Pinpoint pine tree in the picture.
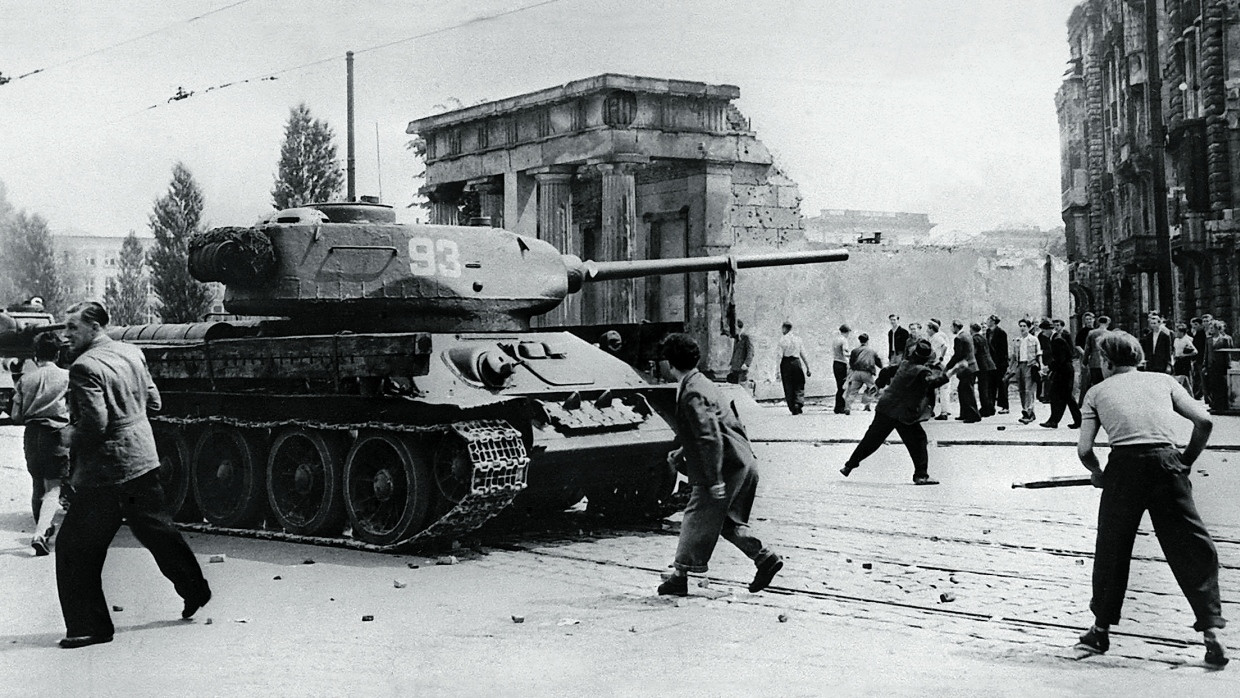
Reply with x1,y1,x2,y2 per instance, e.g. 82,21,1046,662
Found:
148,162,215,323
0,210,67,314
272,103,344,209
103,231,150,325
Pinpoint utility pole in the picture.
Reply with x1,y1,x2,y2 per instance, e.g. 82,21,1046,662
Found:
1146,0,1173,314
346,51,356,202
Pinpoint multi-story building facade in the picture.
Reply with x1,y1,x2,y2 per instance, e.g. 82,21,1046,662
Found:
1059,0,1240,331
54,233,224,321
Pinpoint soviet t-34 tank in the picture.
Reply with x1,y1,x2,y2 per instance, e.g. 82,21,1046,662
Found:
114,201,846,549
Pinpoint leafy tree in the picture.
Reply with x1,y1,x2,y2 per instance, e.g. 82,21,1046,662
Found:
103,231,150,325
148,162,214,323
0,209,67,314
272,103,344,209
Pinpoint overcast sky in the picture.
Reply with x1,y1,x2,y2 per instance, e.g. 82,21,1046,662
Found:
0,0,1080,237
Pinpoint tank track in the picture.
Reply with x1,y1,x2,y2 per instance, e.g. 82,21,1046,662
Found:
153,414,529,551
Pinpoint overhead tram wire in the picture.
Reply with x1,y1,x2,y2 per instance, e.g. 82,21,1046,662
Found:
2,0,254,84
116,0,577,120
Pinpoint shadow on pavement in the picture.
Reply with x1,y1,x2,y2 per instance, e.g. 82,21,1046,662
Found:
0,619,188,653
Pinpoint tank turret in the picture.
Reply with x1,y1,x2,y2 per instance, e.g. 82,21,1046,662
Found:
188,202,847,332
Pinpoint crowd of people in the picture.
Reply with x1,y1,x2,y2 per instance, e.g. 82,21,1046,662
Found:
763,310,1236,424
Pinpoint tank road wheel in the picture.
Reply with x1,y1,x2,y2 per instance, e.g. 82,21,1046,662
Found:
154,426,200,522
266,428,347,536
191,426,267,528
343,432,432,546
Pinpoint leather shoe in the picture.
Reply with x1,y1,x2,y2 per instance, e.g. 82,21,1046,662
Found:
748,555,784,593
1205,630,1229,667
657,574,688,597
934,414,949,421
1039,422,1057,429
1068,423,1081,429
59,634,112,649
31,536,49,556
182,587,212,619
913,476,940,486
840,463,857,478
1077,625,1108,654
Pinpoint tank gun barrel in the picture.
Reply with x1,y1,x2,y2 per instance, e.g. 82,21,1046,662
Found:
564,249,848,293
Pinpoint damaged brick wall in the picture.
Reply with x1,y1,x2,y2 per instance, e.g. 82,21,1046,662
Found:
730,164,805,248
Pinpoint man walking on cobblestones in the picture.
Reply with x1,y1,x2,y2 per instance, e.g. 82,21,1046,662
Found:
656,333,782,597
1075,330,1227,667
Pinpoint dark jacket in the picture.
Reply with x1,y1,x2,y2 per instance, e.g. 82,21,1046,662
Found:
972,332,996,372
729,332,755,373
1141,327,1174,373
988,326,1009,370
888,325,909,360
675,369,757,486
68,334,162,489
877,361,950,424
849,345,882,373
945,329,977,373
1048,331,1075,372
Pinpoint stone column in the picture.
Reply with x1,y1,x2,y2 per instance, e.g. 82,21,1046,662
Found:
467,177,504,227
591,156,648,324
422,185,460,226
503,170,538,238
533,166,577,327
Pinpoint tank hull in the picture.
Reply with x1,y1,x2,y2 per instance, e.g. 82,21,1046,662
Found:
130,327,680,548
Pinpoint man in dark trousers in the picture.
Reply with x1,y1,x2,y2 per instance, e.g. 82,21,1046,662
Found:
1035,319,1054,403
887,314,909,366
1140,312,1174,374
656,333,782,597
830,324,852,414
727,319,755,386
987,315,1010,414
1191,316,1209,399
55,301,211,649
776,320,811,415
971,322,996,418
1075,331,1227,666
1041,318,1082,429
945,320,980,422
840,339,949,485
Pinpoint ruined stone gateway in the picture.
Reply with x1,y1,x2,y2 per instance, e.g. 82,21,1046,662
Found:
408,74,807,372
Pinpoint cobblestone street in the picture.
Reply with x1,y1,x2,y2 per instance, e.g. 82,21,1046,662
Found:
2,399,1239,695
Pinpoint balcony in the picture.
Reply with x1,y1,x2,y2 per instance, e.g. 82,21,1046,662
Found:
1172,213,1209,256
1114,235,1161,272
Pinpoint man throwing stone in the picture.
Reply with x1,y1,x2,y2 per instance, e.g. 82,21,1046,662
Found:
656,333,782,597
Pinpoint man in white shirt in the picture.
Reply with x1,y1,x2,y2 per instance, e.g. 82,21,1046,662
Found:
777,321,812,415
928,319,952,420
831,324,852,414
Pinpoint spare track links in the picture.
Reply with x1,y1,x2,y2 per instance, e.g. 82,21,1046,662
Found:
154,415,529,551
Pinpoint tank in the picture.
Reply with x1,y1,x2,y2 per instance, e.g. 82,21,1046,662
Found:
114,201,847,549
